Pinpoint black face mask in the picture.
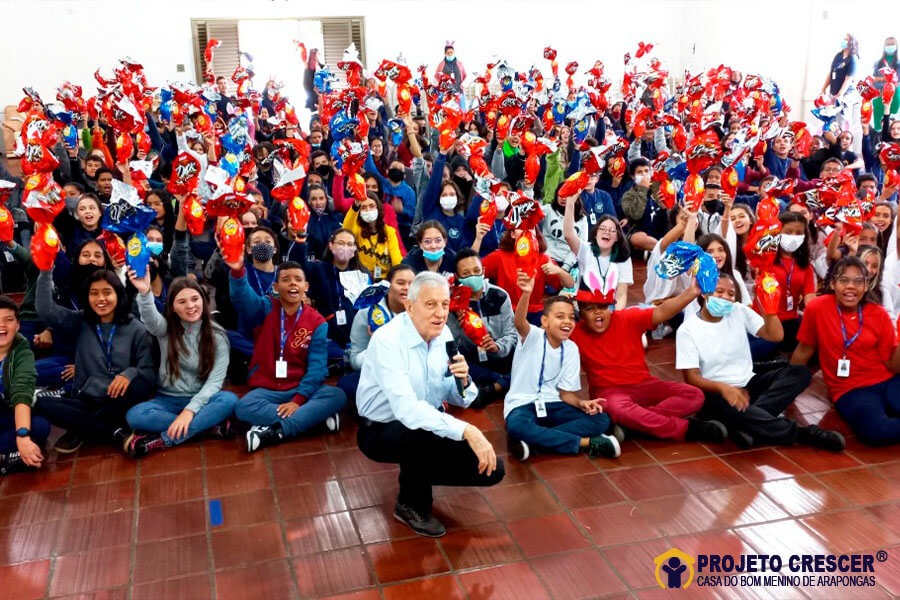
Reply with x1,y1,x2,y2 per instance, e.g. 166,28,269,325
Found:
703,199,724,215
452,175,472,199
315,164,332,178
387,167,405,183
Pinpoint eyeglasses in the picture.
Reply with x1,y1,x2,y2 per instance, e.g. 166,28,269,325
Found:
836,276,867,286
332,242,357,248
597,228,617,235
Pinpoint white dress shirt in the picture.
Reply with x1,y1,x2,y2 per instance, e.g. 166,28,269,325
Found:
356,312,478,440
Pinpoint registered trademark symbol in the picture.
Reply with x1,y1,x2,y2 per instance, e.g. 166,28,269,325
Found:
877,550,888,562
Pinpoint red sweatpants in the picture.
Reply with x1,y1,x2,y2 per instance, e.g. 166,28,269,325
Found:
596,377,704,441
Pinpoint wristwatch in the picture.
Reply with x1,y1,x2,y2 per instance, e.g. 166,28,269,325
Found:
15,428,30,438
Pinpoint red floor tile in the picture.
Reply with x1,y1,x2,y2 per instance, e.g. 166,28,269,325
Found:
318,590,382,600
774,444,862,473
635,495,722,536
50,546,131,596
277,480,348,520
139,445,203,476
132,574,213,600
367,537,450,583
602,538,672,589
0,489,66,528
695,484,789,527
637,439,713,463
876,544,900,597
721,448,806,483
493,456,538,485
665,457,747,492
0,520,59,565
215,559,297,600
67,479,136,517
1,461,72,495
352,504,417,544
440,522,523,570
270,453,336,487
817,467,900,505
864,502,900,537
71,454,136,487
57,510,134,554
340,471,398,510
843,439,900,465
507,513,592,557
529,454,599,480
572,503,662,547
457,561,551,600
0,560,50,600
800,509,900,553
736,519,830,556
138,470,204,507
212,522,287,569
265,435,329,458
760,474,852,516
202,440,262,467
530,548,629,599
137,500,208,542
604,440,658,470
606,465,687,501
484,480,562,520
545,472,625,509
293,548,374,597
667,530,754,560
382,574,465,600
206,460,271,497
432,490,498,529
332,447,398,478
133,534,210,584
284,511,360,556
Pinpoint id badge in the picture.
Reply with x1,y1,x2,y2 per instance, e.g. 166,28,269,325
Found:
535,400,547,418
588,212,596,226
275,359,288,379
785,295,794,312
335,310,347,326
477,348,488,363
836,358,851,378
374,265,383,280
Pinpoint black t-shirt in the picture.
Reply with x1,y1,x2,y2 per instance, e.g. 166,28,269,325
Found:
829,52,857,96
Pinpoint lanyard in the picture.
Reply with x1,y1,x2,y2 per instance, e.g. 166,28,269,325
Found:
333,266,346,306
250,266,274,296
837,303,864,356
595,253,611,280
537,332,565,392
95,325,117,372
785,260,795,302
279,306,303,360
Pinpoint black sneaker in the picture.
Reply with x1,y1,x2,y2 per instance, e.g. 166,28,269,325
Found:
34,387,65,403
470,385,501,409
608,424,626,445
685,418,728,443
124,433,166,458
730,429,755,450
0,452,28,476
111,428,130,445
393,502,447,537
54,431,84,454
209,418,238,439
797,425,846,452
325,413,341,433
245,423,285,453
587,434,622,459
506,435,530,462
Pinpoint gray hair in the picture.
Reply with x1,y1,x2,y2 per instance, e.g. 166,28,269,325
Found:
407,272,450,302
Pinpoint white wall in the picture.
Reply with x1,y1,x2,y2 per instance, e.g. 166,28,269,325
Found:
1,0,896,126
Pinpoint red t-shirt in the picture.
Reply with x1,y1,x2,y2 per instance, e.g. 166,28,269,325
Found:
797,295,897,403
771,257,816,320
571,307,655,395
482,250,562,313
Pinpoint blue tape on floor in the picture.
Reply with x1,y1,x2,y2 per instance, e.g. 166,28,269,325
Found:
209,499,223,526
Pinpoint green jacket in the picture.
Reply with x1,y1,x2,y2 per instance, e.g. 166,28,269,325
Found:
3,334,36,408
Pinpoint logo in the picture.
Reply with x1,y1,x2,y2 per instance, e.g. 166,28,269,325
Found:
654,548,696,589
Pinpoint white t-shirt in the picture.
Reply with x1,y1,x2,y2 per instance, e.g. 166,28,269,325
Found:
504,324,581,418
675,304,765,388
643,241,691,303
542,208,588,268
575,242,634,290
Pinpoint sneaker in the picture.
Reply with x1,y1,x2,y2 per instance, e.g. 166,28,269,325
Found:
325,413,340,433
608,424,626,445
797,425,846,452
209,418,238,439
0,452,28,476
393,502,447,537
506,435,530,462
54,431,84,454
685,418,728,443
111,427,130,445
470,385,501,409
124,433,166,458
587,434,621,459
34,387,65,403
245,423,284,453
730,429,755,450
650,323,674,340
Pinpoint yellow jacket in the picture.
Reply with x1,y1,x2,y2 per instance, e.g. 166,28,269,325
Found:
343,207,403,279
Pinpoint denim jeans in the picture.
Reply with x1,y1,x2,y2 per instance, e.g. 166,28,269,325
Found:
126,391,239,446
506,402,610,455
836,374,900,446
235,385,346,438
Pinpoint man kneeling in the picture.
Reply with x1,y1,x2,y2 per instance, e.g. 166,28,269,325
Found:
356,272,504,537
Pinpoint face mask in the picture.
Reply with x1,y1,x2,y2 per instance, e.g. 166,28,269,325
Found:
779,233,805,252
445,55,456,63
311,143,321,149
146,241,164,256
840,39,848,50
495,196,510,212
459,274,484,292
703,200,723,215
332,246,355,263
422,248,445,262
360,210,379,223
634,174,649,187
251,243,275,262
312,206,326,216
440,195,458,211
886,45,898,56
315,164,331,178
706,296,735,318
387,168,405,183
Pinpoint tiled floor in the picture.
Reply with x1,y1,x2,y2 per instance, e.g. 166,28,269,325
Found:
3,268,900,599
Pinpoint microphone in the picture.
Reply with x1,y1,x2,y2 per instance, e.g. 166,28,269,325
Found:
445,340,466,396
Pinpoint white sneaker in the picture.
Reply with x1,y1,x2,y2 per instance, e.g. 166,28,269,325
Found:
325,413,341,433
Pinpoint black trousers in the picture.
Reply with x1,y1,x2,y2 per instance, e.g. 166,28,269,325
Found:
37,375,155,442
699,365,812,446
357,420,505,514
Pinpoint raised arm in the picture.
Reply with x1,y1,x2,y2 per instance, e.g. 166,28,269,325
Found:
562,192,582,254
652,277,701,325
514,270,534,340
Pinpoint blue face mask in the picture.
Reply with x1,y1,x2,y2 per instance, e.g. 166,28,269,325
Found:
706,296,735,318
445,54,456,63
422,248,445,262
840,39,849,50
459,274,484,292
146,241,164,257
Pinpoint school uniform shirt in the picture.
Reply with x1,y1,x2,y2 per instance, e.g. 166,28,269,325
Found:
676,305,765,388
503,325,581,419
797,295,896,403
643,241,691,304
771,257,816,320
570,307,655,397
575,242,634,291
482,250,563,314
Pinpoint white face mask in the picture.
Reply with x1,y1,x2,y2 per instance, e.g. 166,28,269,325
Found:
779,233,804,252
495,196,510,212
634,174,649,187
440,195,458,211
360,209,379,223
